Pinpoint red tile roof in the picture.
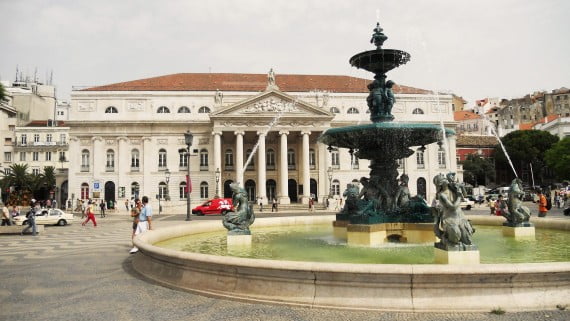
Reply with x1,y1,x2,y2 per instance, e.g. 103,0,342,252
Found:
82,73,433,94
454,111,481,121
25,120,65,127
456,135,498,147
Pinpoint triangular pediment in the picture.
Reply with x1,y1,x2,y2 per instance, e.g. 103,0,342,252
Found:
210,90,334,120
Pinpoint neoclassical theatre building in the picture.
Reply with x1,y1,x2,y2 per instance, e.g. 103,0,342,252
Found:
67,72,458,213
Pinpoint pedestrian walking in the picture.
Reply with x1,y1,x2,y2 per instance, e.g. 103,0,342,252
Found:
82,200,97,227
130,196,153,254
21,208,37,236
130,198,141,251
488,198,496,215
1,204,11,226
99,200,106,218
258,197,263,212
308,198,315,212
496,195,507,216
271,198,278,212
537,190,548,217
125,199,129,211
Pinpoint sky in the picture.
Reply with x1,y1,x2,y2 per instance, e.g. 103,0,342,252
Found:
1,0,569,106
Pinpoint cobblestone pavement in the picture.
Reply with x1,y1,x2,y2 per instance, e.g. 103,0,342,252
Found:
0,209,568,321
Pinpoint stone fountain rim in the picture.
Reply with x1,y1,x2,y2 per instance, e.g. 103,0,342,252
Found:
132,215,570,312
134,215,570,273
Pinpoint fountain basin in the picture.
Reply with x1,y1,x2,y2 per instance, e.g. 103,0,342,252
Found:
318,122,454,159
132,215,570,312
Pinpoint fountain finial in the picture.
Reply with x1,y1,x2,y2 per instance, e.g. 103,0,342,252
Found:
370,22,388,49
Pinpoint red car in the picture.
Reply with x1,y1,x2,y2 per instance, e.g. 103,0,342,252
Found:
192,198,233,216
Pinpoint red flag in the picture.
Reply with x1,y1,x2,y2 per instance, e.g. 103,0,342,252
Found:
186,175,192,193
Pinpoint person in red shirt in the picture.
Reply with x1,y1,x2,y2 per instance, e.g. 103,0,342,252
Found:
537,191,548,217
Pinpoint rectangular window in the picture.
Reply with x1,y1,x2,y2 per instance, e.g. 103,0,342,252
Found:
45,151,52,161
20,152,26,161
309,150,316,169
21,134,27,145
33,152,39,161
331,151,340,168
34,134,40,143
200,184,208,199
59,151,66,162
46,134,52,142
60,134,66,144
4,152,11,162
179,152,188,167
32,168,40,175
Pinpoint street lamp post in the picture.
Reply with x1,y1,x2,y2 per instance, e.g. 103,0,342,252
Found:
184,131,194,221
215,167,220,198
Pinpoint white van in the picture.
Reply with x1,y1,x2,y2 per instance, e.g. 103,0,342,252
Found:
497,187,510,197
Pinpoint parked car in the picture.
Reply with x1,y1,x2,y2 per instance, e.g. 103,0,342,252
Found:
460,197,474,210
13,209,74,226
192,198,233,216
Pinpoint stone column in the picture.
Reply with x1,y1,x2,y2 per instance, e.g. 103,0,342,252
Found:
212,131,222,196
68,137,80,202
142,137,153,198
300,130,311,204
257,131,267,205
234,131,244,187
278,130,290,204
117,136,128,199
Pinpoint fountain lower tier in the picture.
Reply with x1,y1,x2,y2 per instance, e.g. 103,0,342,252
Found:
318,122,454,158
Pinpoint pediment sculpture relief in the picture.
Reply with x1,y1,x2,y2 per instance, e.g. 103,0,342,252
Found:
243,98,300,114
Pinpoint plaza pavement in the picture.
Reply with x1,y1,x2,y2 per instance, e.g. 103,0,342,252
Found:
0,205,569,321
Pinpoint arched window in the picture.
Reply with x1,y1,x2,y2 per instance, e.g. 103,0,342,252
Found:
179,182,187,199
245,148,254,170
266,149,275,169
157,106,170,113
105,106,118,113
198,106,211,113
347,107,359,114
81,183,89,199
287,148,295,169
179,148,188,168
200,182,209,199
309,148,316,169
330,107,340,114
131,182,140,199
225,149,234,168
417,177,427,200
158,148,167,169
106,149,115,171
158,182,167,199
200,149,208,170
177,106,190,113
81,149,90,172
412,108,424,114
416,148,425,169
131,149,140,170
332,179,340,196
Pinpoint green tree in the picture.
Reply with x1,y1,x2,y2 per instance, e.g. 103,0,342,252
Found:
545,137,570,180
0,164,33,204
461,154,495,186
493,130,559,184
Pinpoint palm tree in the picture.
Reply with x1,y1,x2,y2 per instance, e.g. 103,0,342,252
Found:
0,164,33,204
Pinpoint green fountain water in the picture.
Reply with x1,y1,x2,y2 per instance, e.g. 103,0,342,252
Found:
156,224,570,264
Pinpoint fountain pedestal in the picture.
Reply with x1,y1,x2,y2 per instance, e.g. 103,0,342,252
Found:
434,243,480,264
502,222,535,239
227,234,252,247
333,220,349,240
345,222,435,246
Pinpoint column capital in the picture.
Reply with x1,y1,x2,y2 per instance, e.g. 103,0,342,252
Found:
91,136,103,142
279,130,289,136
117,136,129,143
212,131,223,136
142,136,152,142
234,130,245,136
300,130,311,136
69,136,79,142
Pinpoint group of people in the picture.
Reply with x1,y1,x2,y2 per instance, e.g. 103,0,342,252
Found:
129,196,152,254
487,189,567,218
1,200,38,235
1,203,20,226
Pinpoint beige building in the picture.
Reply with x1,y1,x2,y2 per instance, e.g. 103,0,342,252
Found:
0,102,17,176
68,72,458,213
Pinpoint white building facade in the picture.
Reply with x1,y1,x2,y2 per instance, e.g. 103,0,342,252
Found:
67,73,458,213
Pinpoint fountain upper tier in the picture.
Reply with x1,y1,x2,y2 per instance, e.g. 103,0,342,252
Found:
349,49,411,75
